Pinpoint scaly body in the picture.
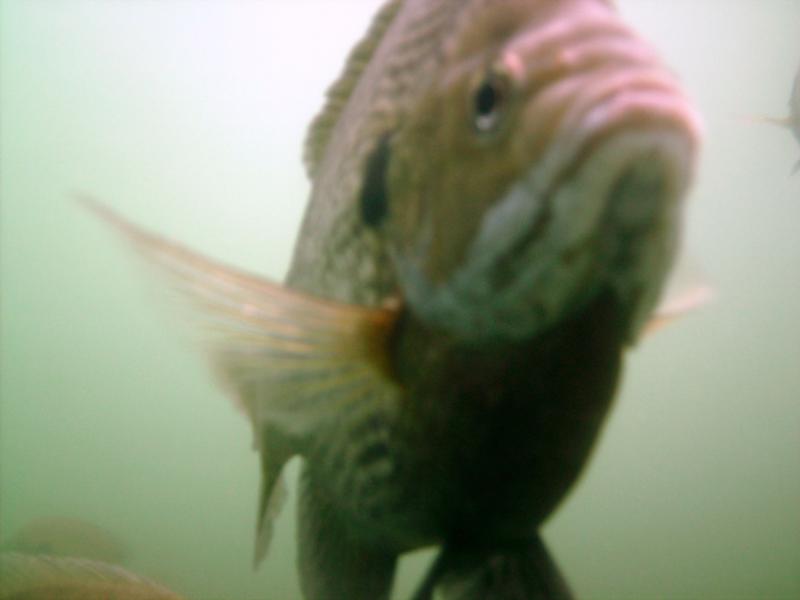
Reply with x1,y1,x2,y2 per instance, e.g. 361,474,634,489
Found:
286,1,698,596
88,0,702,598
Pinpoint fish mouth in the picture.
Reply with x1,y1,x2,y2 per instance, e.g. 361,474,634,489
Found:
396,4,701,342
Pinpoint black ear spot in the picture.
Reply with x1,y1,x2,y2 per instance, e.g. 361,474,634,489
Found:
472,68,512,135
359,134,392,227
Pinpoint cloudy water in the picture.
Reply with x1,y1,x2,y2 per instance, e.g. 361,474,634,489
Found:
1,1,798,598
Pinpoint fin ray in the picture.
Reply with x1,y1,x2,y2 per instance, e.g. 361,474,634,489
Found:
645,253,713,335
80,197,402,562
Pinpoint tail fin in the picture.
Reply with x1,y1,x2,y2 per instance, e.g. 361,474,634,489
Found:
411,536,573,600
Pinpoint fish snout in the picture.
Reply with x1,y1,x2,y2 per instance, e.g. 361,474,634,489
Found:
499,3,702,339
393,1,702,342
550,10,702,339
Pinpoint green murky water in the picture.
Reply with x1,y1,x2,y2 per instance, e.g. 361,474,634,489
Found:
2,2,798,598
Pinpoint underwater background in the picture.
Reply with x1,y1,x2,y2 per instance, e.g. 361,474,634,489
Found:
1,1,798,598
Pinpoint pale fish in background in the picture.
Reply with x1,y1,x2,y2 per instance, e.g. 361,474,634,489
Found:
85,0,705,598
0,552,185,600
1,517,128,566
754,63,800,174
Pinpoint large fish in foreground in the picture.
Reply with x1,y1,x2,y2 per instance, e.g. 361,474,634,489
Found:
86,0,704,598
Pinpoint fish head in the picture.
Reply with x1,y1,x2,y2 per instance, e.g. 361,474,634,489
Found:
380,0,701,342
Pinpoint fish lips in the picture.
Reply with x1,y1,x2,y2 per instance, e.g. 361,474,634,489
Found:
393,100,699,344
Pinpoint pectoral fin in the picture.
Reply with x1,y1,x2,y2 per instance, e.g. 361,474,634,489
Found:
645,253,714,336
80,197,401,563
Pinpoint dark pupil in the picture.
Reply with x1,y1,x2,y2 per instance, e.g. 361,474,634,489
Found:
476,81,499,117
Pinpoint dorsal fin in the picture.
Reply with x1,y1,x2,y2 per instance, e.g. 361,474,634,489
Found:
303,0,403,179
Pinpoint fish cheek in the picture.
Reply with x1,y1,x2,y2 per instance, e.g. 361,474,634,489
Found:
390,95,524,285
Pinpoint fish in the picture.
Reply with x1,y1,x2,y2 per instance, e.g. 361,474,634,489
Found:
754,63,800,174
1,518,128,565
0,552,185,600
83,0,704,598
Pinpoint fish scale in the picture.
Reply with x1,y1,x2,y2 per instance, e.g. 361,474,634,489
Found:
316,397,398,513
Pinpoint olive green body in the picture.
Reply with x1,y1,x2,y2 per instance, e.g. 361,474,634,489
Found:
284,0,699,597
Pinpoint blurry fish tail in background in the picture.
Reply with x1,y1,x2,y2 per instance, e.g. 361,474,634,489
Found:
0,517,129,566
0,552,185,600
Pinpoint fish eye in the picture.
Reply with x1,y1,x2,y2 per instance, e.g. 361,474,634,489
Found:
472,72,510,134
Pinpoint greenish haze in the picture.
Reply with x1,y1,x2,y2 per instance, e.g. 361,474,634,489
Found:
1,2,798,599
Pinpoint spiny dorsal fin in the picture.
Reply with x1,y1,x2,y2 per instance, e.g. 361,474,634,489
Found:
0,552,184,599
303,0,403,179
80,197,401,563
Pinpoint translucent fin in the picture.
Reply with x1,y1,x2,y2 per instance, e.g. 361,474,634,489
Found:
645,255,714,336
80,197,401,562
743,114,800,175
745,114,793,128
0,552,184,599
303,0,402,178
